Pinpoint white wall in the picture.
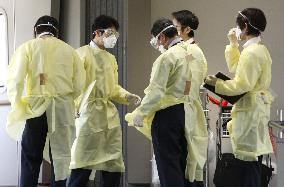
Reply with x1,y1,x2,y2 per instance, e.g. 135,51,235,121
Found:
14,0,51,48
0,0,18,185
0,0,14,62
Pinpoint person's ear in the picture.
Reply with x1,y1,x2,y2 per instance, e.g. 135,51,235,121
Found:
184,26,192,35
244,23,249,34
95,30,102,37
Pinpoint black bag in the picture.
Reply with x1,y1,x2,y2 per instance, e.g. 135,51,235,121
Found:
260,157,274,187
214,155,274,187
213,153,240,187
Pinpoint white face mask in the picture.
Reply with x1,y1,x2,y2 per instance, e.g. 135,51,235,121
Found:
234,27,242,40
158,45,167,53
150,37,167,53
103,34,118,48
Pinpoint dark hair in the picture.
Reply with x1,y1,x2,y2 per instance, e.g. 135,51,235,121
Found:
172,10,199,37
34,15,59,38
151,18,178,38
92,15,119,38
236,8,266,36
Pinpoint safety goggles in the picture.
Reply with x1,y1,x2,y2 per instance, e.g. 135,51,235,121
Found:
94,28,120,38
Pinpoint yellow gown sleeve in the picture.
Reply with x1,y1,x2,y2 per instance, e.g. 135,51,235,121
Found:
225,44,241,73
74,47,91,111
110,58,130,104
7,44,29,107
72,50,86,99
137,54,173,117
216,50,261,96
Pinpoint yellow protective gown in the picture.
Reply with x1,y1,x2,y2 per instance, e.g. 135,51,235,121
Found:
215,41,273,161
70,45,130,172
125,40,208,182
7,36,85,180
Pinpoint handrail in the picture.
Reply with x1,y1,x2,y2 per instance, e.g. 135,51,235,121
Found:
269,121,284,132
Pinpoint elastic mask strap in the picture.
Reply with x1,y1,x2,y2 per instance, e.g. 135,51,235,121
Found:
37,32,54,38
238,11,262,32
36,22,58,31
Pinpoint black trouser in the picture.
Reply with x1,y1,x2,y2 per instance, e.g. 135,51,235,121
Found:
68,168,121,187
233,158,261,187
20,113,66,187
151,104,204,187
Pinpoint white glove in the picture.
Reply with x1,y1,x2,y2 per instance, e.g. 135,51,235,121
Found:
126,94,141,106
205,75,218,86
133,114,143,127
227,28,239,46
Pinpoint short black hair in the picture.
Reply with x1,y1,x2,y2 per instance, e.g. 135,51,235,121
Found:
172,10,199,37
34,15,59,38
236,8,266,36
151,18,178,38
92,15,119,37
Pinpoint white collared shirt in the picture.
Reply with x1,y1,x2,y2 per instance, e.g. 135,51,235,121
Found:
187,38,195,44
243,36,261,48
89,40,99,49
168,37,182,48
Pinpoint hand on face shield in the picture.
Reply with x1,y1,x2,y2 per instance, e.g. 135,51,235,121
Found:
133,114,143,127
227,28,240,46
126,94,141,106
205,75,218,86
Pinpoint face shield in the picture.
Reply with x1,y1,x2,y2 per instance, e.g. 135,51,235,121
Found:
149,25,175,49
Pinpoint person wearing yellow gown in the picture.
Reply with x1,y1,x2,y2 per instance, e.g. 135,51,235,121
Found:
68,15,141,187
125,18,208,187
172,10,208,187
6,16,85,187
205,8,273,187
